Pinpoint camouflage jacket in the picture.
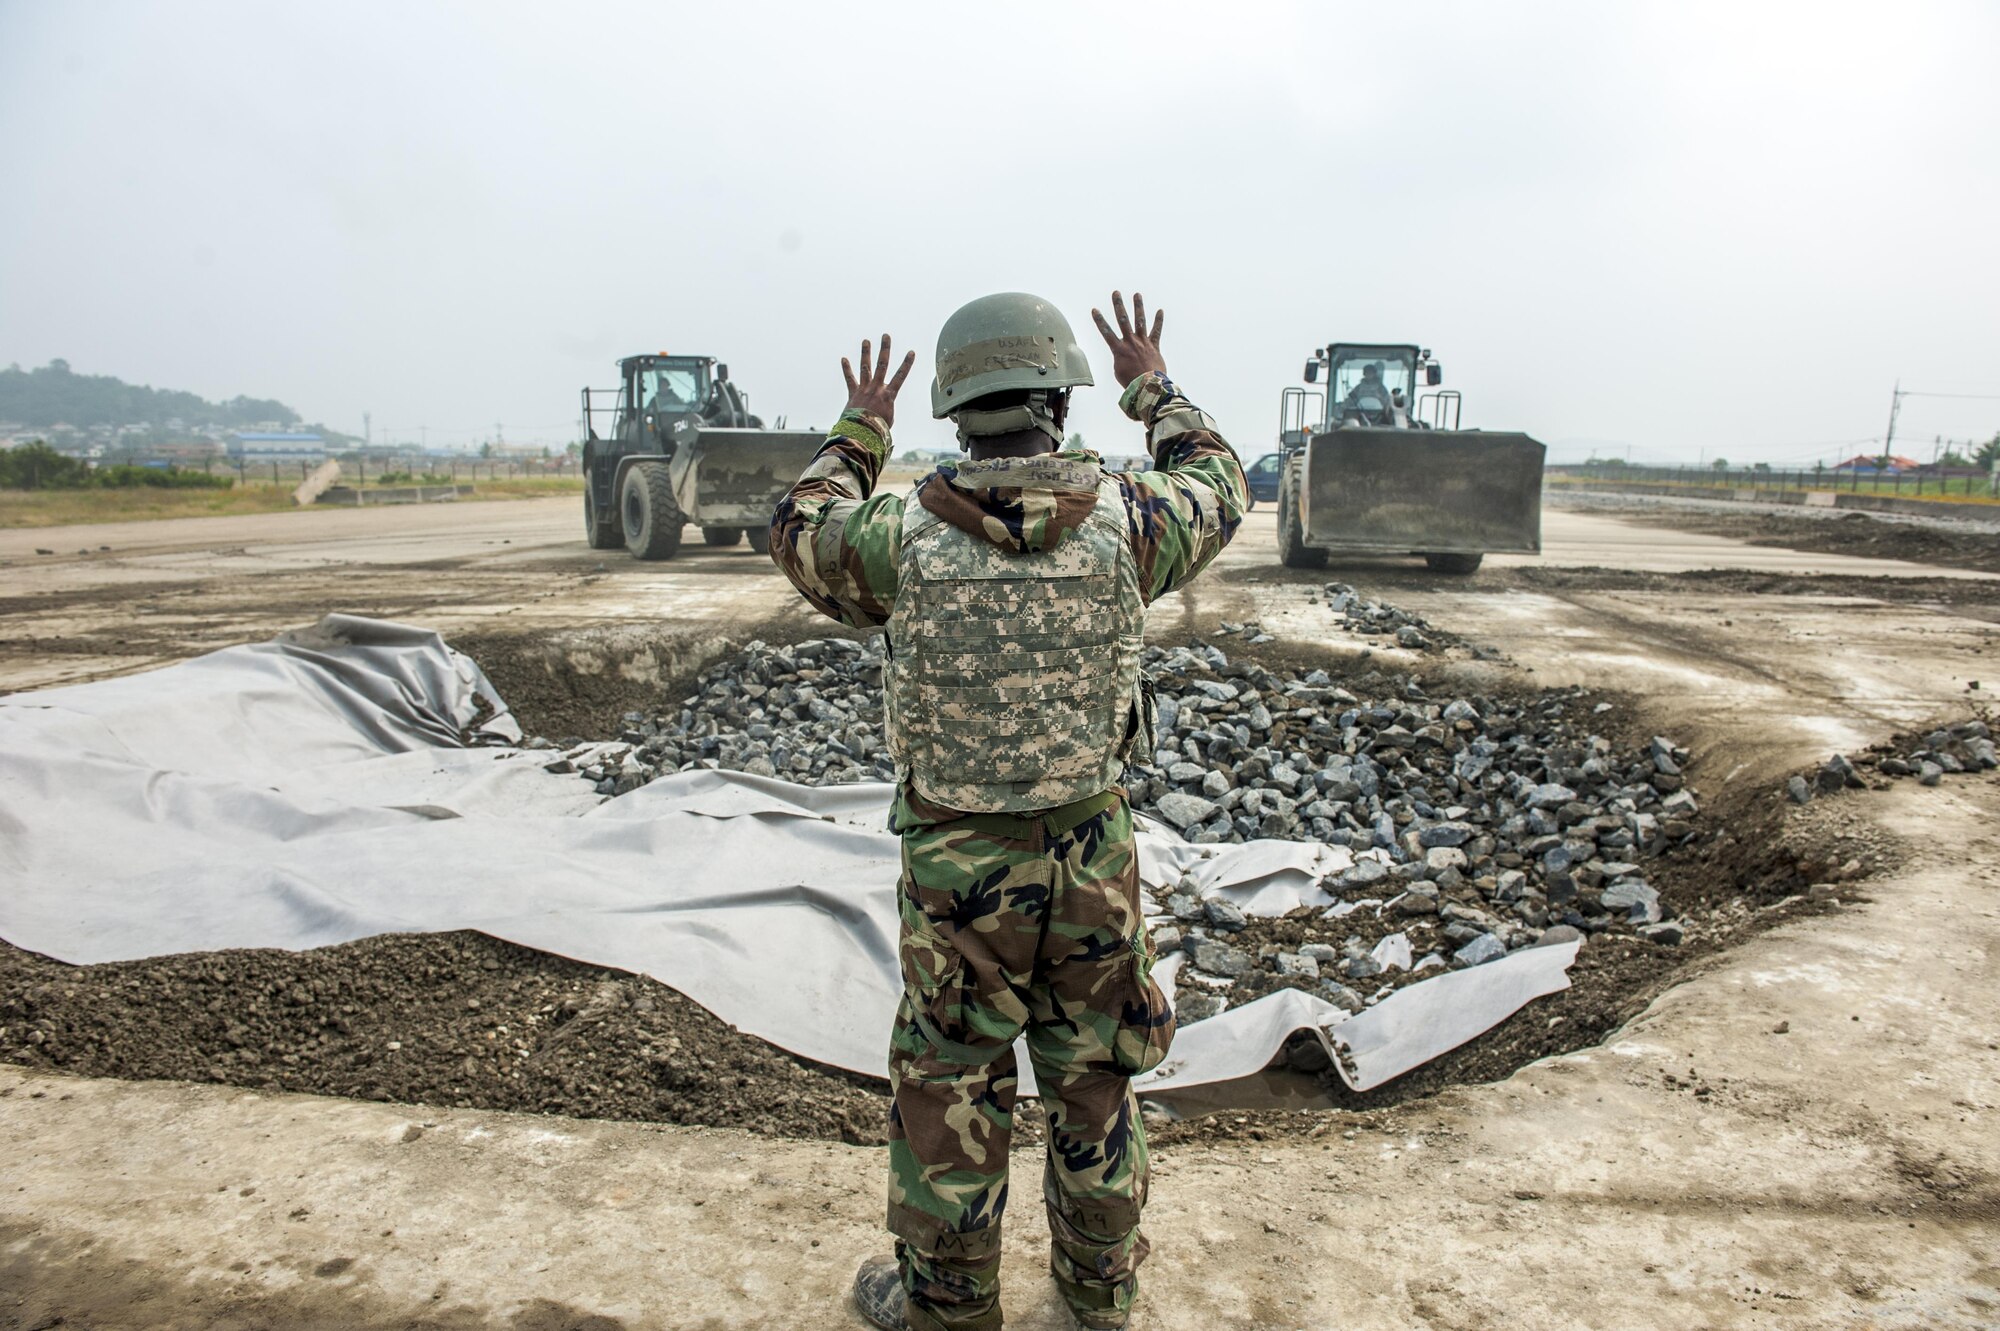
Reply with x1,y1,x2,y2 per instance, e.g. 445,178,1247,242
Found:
770,370,1247,824
772,371,1245,622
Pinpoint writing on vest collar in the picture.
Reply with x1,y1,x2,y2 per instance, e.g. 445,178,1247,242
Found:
951,456,1103,493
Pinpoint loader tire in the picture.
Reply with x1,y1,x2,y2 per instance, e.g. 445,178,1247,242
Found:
1422,552,1484,575
1277,472,1326,570
702,526,743,547
746,525,772,556
621,462,683,561
583,483,622,550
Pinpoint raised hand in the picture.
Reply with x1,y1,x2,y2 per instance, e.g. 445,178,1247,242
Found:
1091,290,1167,389
841,333,917,427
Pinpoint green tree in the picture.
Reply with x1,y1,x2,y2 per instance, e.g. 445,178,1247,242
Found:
0,441,89,489
1976,433,2000,470
1710,457,1730,471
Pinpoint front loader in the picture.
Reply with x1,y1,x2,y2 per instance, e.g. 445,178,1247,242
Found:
580,354,821,560
1274,343,1545,575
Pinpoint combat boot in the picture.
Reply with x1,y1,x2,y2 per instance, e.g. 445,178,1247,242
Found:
853,1256,910,1331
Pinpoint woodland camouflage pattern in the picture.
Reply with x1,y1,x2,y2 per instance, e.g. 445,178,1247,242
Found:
889,798,1171,1329
770,371,1245,627
771,370,1244,1330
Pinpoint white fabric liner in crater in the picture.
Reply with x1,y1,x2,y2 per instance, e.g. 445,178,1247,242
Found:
0,616,1576,1106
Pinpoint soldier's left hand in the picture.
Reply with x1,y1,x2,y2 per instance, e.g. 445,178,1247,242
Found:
842,334,917,427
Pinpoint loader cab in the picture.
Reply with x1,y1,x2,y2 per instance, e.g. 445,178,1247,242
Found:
618,354,713,448
1298,343,1457,432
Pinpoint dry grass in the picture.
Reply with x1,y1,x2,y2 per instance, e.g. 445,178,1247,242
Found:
0,475,586,528
0,486,301,527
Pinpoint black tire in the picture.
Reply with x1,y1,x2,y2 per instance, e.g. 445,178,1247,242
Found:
1277,460,1327,569
583,481,622,549
1423,552,1484,575
620,462,683,560
702,526,743,547
746,525,772,556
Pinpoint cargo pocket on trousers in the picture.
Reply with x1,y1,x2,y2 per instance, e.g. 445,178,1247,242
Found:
1109,932,1176,1078
898,906,987,1065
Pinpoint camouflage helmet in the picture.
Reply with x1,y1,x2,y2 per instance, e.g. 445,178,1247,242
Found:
930,292,1094,421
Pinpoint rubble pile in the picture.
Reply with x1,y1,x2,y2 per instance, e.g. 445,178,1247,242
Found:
1126,642,1694,1022
532,637,895,794
1787,719,1998,803
1310,581,1452,652
525,628,1701,1031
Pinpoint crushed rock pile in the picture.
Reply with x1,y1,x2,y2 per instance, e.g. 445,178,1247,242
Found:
524,631,1700,1034
530,637,894,793
1128,643,1694,1025
1309,581,1453,652
1787,719,1998,803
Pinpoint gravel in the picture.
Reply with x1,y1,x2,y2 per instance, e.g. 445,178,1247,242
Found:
1785,720,1998,802
518,629,1704,1035
1310,583,1454,652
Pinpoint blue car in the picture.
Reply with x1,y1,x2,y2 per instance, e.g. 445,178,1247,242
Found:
1244,451,1283,507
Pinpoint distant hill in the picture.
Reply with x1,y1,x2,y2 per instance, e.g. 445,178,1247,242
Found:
0,359,301,431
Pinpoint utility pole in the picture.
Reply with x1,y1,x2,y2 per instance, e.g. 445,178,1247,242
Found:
1880,381,1902,466
363,412,372,449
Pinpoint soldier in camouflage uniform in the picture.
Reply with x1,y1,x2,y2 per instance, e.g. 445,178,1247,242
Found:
770,291,1245,1331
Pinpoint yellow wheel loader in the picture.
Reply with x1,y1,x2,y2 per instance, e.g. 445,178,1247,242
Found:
1274,343,1545,575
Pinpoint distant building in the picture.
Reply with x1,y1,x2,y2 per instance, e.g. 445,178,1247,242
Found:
152,439,224,462
229,431,326,464
1831,453,1922,475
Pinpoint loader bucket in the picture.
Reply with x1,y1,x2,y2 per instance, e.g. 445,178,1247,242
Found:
1302,428,1545,555
686,428,826,526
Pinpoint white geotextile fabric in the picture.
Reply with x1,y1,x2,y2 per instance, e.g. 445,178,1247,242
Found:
0,616,1575,1104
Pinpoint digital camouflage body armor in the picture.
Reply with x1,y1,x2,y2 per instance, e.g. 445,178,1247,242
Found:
884,456,1149,814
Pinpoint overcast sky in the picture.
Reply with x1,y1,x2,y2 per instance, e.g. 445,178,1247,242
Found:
3,1,1996,463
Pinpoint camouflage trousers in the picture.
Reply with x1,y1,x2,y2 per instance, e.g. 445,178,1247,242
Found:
886,794,1176,1331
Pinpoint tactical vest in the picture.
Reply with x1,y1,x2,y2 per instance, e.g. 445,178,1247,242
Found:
885,460,1149,814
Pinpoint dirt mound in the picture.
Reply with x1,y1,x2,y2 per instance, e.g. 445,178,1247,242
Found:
0,931,889,1144
1567,499,2000,575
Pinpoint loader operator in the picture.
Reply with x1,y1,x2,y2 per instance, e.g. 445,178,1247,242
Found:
1345,362,1391,422
770,291,1246,1331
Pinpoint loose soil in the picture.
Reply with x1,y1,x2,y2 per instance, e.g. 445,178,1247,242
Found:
457,614,830,744
1572,500,2000,576
1149,755,1907,1145
0,931,890,1145
5,626,1921,1146
1218,554,2000,613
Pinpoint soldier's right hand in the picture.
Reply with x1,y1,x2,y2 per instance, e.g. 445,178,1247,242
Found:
842,334,917,428
1091,291,1168,388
